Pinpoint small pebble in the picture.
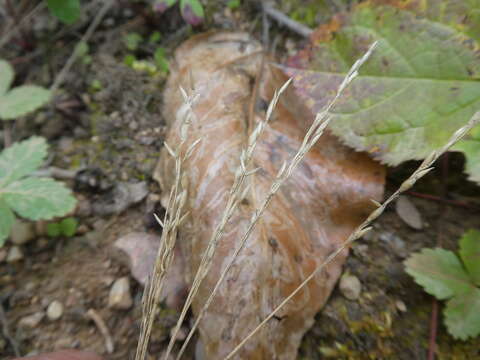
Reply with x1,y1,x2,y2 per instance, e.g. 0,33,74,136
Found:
19,312,45,328
6,246,24,263
108,277,133,310
47,300,64,321
339,273,362,301
10,220,35,245
396,300,407,312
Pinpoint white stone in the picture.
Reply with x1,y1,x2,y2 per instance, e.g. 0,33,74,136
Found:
339,273,362,301
108,277,133,310
10,221,35,245
47,300,64,321
6,246,23,263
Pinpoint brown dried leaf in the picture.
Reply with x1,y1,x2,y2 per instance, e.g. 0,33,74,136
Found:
154,32,385,359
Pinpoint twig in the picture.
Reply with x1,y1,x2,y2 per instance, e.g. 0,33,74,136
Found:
407,191,478,210
86,309,114,354
50,0,114,95
0,1,44,50
224,112,480,359
0,302,20,357
262,3,313,38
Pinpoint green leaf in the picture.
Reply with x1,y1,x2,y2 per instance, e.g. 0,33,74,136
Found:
404,248,473,300
46,222,61,238
154,47,169,73
60,217,78,237
452,124,480,184
0,137,48,187
444,287,480,340
180,0,204,26
0,85,51,120
3,177,76,221
124,33,143,51
0,59,14,96
47,0,81,24
0,199,15,246
284,2,480,169
459,229,480,286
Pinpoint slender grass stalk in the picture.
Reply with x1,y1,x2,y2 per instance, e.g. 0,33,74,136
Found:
224,111,480,360
168,41,378,359
135,88,200,360
165,77,293,360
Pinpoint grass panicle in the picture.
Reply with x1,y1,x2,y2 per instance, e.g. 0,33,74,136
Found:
135,88,200,360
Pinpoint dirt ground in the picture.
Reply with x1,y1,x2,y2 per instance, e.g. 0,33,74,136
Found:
1,1,480,359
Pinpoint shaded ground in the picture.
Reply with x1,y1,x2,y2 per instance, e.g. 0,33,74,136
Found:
1,1,479,359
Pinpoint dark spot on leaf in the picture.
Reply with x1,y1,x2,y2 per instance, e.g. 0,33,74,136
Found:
269,237,278,249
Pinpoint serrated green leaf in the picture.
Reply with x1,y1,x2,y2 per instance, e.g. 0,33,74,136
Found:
3,177,76,221
452,125,480,184
404,248,473,300
0,85,51,120
0,199,15,246
0,137,48,187
459,229,480,286
0,59,14,96
444,287,480,340
154,47,169,73
46,222,61,238
284,2,480,168
60,217,78,237
47,0,81,24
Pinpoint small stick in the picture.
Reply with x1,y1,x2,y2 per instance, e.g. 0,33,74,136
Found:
262,3,313,38
50,0,114,95
86,309,114,354
0,302,20,357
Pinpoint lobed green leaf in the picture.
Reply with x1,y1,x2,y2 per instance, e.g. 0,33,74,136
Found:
0,199,15,246
0,137,48,187
0,59,14,96
459,229,480,286
47,0,81,24
3,177,76,221
0,85,51,120
444,287,480,340
284,2,480,182
404,248,474,300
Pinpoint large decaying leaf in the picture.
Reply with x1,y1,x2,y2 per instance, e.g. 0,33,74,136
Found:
155,32,385,359
283,0,480,182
